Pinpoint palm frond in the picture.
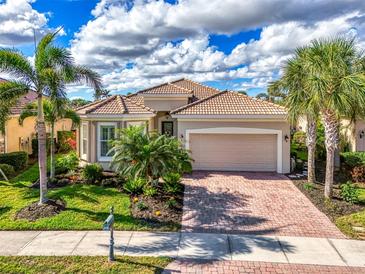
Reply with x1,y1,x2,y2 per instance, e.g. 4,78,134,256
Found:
0,49,34,84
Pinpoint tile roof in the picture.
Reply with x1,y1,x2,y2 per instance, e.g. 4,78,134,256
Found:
138,82,192,95
76,95,155,115
171,90,287,116
128,78,221,105
171,78,220,101
0,78,39,115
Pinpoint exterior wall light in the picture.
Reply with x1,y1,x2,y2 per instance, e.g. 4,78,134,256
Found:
360,130,365,139
284,134,289,142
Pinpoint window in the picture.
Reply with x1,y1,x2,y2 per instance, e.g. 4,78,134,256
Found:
98,123,116,160
162,121,173,136
81,123,88,160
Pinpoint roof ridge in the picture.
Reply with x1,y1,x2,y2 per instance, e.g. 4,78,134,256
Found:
137,82,170,94
116,95,127,114
84,95,118,114
171,90,226,114
168,82,193,94
230,90,287,110
123,95,156,113
172,78,221,93
75,99,103,111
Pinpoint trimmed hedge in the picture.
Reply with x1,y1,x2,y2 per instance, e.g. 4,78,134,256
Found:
0,163,15,177
341,152,365,168
0,152,28,171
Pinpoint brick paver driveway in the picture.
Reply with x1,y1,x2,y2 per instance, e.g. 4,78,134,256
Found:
181,171,345,238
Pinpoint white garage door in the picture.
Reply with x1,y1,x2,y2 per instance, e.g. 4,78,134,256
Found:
190,133,277,172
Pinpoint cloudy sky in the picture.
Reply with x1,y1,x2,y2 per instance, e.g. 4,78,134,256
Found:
1,0,365,100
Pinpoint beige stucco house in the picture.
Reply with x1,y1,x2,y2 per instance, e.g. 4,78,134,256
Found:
0,89,73,154
76,79,290,173
296,116,365,152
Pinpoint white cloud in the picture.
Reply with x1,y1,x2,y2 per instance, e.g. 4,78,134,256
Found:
0,0,50,46
69,0,365,94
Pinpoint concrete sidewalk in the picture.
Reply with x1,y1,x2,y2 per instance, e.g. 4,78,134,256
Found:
0,231,364,268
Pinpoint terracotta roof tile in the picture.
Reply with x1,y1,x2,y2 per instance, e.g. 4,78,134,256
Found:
127,79,221,105
171,78,220,101
171,90,287,116
138,82,192,95
76,95,155,115
10,90,38,115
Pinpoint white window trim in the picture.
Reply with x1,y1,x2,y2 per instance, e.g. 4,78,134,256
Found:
185,127,283,173
97,122,117,162
80,122,88,160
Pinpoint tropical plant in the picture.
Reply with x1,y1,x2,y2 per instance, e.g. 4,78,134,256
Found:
255,92,269,101
340,182,360,204
269,47,319,184
0,29,102,203
82,163,103,184
19,99,80,178
299,38,365,197
70,98,91,108
55,151,79,174
110,126,192,180
123,177,147,194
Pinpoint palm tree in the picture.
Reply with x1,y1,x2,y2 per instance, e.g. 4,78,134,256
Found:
94,88,111,100
0,30,101,203
110,126,192,181
283,38,365,197
19,99,80,179
269,47,319,184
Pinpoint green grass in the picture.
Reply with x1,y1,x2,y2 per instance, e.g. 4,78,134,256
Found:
335,188,365,238
0,256,172,274
0,162,179,231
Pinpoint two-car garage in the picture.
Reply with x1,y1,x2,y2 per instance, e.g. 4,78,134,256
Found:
190,133,277,172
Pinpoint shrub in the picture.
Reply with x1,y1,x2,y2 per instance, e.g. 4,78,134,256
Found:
136,201,148,211
165,198,178,209
123,177,147,194
163,172,183,194
57,131,77,153
143,185,157,197
292,131,306,150
340,182,360,204
0,151,28,171
351,165,365,183
55,152,79,174
341,152,365,168
82,163,103,184
0,164,15,177
303,182,314,191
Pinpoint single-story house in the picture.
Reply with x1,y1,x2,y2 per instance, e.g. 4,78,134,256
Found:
0,79,73,154
76,79,290,173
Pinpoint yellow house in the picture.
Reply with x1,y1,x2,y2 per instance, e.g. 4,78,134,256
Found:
0,90,73,154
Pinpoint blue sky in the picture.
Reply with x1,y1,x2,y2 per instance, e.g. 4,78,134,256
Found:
0,0,364,100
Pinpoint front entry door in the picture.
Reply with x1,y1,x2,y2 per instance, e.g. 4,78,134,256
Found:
162,121,174,136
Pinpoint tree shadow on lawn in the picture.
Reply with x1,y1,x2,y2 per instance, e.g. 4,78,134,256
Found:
0,206,11,216
21,184,121,204
67,206,180,230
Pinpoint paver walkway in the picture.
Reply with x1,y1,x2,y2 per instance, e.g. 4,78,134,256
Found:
0,231,364,268
182,171,345,238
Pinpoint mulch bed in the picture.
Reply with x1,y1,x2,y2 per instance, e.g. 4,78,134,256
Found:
15,199,66,222
130,186,184,230
292,180,364,222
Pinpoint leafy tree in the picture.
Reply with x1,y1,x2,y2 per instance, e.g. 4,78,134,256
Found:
110,126,192,181
19,99,80,178
70,98,91,108
0,29,101,203
255,92,269,101
94,88,111,100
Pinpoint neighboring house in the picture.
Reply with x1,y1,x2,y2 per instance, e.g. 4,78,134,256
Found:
76,79,290,173
0,80,73,154
296,116,365,152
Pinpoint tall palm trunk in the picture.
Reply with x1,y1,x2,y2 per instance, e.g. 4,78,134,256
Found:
306,117,317,183
50,123,55,179
37,94,48,204
322,109,340,198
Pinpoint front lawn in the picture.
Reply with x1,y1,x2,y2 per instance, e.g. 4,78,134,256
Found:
0,256,171,274
0,163,179,231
